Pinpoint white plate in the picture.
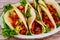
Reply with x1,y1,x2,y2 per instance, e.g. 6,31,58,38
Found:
0,0,60,39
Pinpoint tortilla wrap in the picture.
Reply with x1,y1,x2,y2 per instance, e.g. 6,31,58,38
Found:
43,0,60,27
38,0,56,29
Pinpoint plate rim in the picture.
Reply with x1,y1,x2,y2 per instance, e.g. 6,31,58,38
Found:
0,0,60,39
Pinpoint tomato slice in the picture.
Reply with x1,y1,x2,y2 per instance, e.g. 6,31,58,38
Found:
42,17,54,28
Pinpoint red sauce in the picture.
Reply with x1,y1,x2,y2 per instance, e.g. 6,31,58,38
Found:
31,21,42,34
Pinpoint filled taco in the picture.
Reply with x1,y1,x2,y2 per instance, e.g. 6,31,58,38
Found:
33,0,56,33
43,0,60,27
25,3,45,35
2,4,28,35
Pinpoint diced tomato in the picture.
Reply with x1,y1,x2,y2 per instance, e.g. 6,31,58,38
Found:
46,4,56,14
17,6,25,11
35,28,41,34
42,17,54,28
19,22,27,35
22,25,26,30
20,29,27,35
12,11,18,28
31,21,42,34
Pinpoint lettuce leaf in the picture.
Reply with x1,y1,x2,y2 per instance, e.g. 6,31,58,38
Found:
20,0,27,6
56,22,60,28
3,4,13,13
44,25,50,33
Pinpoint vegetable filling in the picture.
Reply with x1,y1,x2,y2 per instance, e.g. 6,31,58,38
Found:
46,4,60,27
8,10,27,35
31,21,42,34
41,10,54,29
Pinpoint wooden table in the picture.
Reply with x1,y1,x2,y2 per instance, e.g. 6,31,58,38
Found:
0,0,60,40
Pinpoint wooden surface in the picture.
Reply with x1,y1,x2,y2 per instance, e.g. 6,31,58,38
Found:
0,0,60,40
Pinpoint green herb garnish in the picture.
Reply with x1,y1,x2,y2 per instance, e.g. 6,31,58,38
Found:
36,3,39,9
20,0,27,6
56,22,60,28
36,12,41,21
35,0,38,3
26,6,31,18
44,25,50,33
3,4,13,13
26,30,32,35
55,13,59,18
